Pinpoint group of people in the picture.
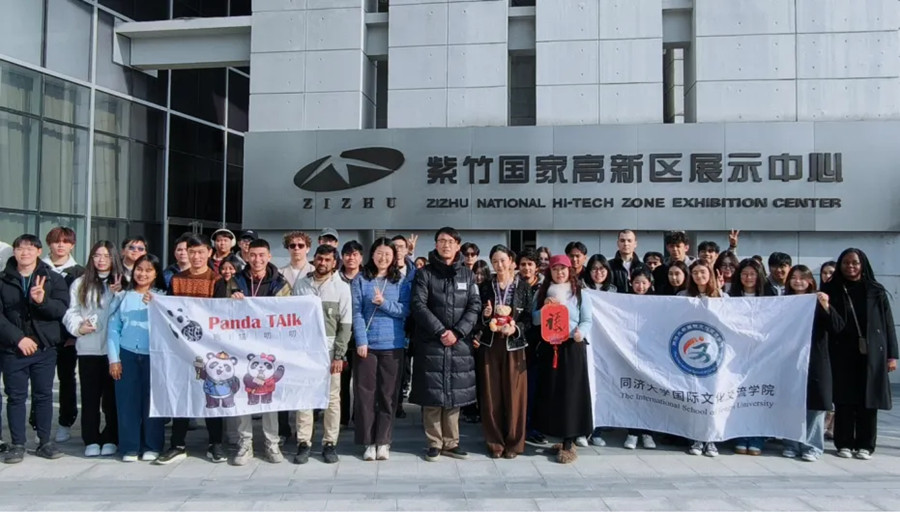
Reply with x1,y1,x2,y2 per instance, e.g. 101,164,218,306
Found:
0,226,895,467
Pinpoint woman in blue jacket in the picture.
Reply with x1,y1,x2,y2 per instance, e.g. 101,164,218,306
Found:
351,238,411,462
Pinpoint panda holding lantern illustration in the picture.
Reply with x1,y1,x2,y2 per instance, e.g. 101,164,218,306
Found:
243,353,286,405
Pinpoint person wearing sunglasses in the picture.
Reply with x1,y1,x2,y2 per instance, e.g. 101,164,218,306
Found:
119,237,148,283
460,242,480,271
279,231,314,289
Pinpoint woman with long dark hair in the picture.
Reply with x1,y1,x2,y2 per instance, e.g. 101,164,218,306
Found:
474,245,532,459
63,241,124,457
821,248,898,460
107,253,167,462
581,254,616,292
714,251,740,294
532,255,592,463
351,238,411,462
663,260,689,296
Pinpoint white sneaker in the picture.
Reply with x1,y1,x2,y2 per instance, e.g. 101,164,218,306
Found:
376,445,390,461
141,451,159,462
589,435,606,447
836,448,853,458
574,436,588,447
855,449,872,460
623,435,638,450
363,445,376,461
641,435,657,449
800,452,818,462
688,442,703,456
704,443,719,457
101,443,118,456
122,453,139,462
782,449,797,459
84,444,101,457
55,426,71,443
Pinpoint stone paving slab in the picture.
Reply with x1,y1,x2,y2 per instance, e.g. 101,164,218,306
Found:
4,391,900,510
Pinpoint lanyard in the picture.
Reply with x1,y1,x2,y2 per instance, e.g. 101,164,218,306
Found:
493,275,517,307
250,276,264,297
21,274,33,299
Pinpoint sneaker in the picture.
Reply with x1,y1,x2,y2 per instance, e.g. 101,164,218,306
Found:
84,444,101,457
836,448,853,458
3,445,25,464
101,443,118,456
801,451,818,462
264,444,284,464
641,435,657,449
232,445,253,466
525,433,550,447
155,447,187,465
441,446,469,460
278,435,287,448
0,441,7,454
703,443,719,457
688,441,703,456
623,435,638,450
55,426,71,443
293,442,311,465
782,449,797,459
141,451,159,462
855,449,872,460
590,435,606,447
376,445,390,461
207,443,227,463
747,446,762,456
36,442,63,460
395,406,407,419
122,453,139,462
574,436,589,447
734,443,748,455
322,443,339,464
363,445,376,461
425,447,440,462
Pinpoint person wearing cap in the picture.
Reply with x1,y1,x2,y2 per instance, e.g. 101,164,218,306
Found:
210,229,236,274
236,230,257,266
531,254,592,464
280,231,314,289
318,228,339,248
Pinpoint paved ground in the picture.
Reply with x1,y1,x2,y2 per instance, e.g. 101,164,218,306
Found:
3,391,900,512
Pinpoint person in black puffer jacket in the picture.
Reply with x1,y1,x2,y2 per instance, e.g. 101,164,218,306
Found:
409,227,481,462
0,234,69,463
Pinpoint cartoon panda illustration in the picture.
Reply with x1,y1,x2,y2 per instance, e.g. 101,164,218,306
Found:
193,352,241,408
167,308,203,342
243,353,286,405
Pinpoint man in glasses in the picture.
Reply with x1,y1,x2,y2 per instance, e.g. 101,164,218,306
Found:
280,231,314,289
120,237,148,282
460,242,480,271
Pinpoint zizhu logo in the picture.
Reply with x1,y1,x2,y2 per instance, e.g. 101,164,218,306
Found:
293,147,405,192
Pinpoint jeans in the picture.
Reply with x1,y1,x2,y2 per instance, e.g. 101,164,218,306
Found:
736,437,766,450
783,410,826,456
1,349,57,446
115,349,165,455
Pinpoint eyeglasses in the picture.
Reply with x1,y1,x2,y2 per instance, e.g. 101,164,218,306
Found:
590,267,606,273
92,254,111,260
127,245,145,252
436,238,457,246
289,243,307,249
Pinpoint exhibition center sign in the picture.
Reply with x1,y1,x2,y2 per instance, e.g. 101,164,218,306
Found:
244,122,900,231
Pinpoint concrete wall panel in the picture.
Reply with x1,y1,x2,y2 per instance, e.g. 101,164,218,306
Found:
599,0,663,40
599,38,662,84
251,11,307,53
249,93,305,131
387,89,448,128
249,52,306,94
536,85,600,125
306,8,363,50
694,0,795,37
797,78,900,120
305,50,363,93
797,32,899,79
536,0,599,42
448,0,507,45
388,3,449,47
796,0,898,33
599,83,663,124
536,41,599,86
695,81,796,122
447,87,507,127
695,35,796,81
303,92,362,129
447,44,507,88
388,46,448,90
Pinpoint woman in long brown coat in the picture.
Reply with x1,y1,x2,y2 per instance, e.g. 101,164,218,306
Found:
474,245,532,459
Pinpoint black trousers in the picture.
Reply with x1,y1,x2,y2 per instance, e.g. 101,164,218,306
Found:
30,344,78,431
834,403,877,452
78,355,118,446
2,349,56,446
340,340,355,426
354,349,403,445
170,417,223,448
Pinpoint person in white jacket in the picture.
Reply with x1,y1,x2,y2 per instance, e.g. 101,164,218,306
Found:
62,241,125,457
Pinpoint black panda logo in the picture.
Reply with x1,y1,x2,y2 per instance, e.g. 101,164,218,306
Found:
167,308,203,342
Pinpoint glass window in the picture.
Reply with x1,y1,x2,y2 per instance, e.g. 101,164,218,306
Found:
43,76,90,127
99,0,170,22
169,115,225,162
96,12,167,106
40,122,89,215
174,0,227,18
227,71,248,132
0,0,44,66
0,111,40,211
38,214,86,261
168,151,223,222
0,211,37,243
128,141,163,221
226,134,243,224
93,133,130,218
0,61,42,115
94,91,165,145
45,0,93,81
171,69,226,125
229,0,251,16
90,218,128,249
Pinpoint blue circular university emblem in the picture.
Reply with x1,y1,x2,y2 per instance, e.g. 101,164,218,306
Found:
669,322,726,377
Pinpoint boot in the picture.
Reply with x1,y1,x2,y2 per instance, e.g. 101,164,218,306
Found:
557,445,577,464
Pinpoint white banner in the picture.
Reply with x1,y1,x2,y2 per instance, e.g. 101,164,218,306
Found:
148,295,331,418
586,291,816,442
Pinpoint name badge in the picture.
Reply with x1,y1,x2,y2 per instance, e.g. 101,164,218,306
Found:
457,282,467,291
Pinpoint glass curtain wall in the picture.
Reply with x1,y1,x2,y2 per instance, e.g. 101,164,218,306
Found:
0,0,247,263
